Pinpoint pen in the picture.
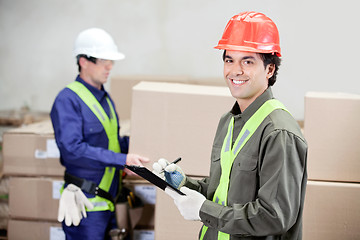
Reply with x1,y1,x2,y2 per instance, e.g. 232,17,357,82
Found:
160,157,182,173
172,157,182,165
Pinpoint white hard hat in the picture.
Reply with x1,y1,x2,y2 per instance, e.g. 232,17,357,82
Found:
73,28,125,60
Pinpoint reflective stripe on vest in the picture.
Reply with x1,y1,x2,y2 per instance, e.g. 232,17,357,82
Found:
200,99,288,240
67,81,121,212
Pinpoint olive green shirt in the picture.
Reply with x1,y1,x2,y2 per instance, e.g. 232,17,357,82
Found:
185,88,308,240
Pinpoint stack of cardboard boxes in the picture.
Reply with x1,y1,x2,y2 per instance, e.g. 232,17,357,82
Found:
1,120,157,240
0,154,9,239
2,121,65,239
110,75,225,121
6,77,357,239
303,92,360,239
127,81,234,239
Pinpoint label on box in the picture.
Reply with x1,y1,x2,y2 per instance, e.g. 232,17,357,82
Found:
34,139,60,159
50,226,65,240
133,230,154,240
53,180,64,199
47,139,60,158
134,185,156,205
35,150,48,159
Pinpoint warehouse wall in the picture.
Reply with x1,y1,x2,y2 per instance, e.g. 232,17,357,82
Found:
0,0,359,120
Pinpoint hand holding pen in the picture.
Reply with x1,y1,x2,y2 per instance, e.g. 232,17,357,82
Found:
151,157,186,190
164,157,186,190
160,157,182,174
152,157,182,179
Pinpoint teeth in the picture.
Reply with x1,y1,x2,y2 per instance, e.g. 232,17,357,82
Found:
232,79,246,84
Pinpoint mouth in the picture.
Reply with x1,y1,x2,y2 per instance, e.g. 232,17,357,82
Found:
230,78,248,85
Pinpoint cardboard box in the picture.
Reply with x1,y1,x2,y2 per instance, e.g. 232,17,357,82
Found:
2,120,64,177
110,76,226,121
116,203,155,238
8,219,64,240
155,188,203,240
133,229,155,240
123,179,157,205
304,92,360,182
8,220,152,240
0,109,49,126
116,180,155,239
129,82,234,177
117,180,156,231
0,199,9,229
9,177,63,221
110,75,190,120
303,181,360,240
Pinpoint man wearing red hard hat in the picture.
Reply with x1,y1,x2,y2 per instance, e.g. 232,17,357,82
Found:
153,12,308,239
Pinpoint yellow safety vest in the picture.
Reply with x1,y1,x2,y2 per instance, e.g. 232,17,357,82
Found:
67,81,121,212
200,99,288,240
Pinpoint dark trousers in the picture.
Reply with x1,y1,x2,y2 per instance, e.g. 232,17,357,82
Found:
63,210,117,240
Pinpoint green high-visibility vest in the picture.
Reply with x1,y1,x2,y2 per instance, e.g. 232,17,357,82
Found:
200,99,288,240
67,81,121,212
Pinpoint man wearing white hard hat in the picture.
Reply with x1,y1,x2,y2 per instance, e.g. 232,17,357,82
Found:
50,28,149,239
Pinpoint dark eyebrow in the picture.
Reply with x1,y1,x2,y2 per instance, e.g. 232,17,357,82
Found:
224,55,256,60
242,56,256,61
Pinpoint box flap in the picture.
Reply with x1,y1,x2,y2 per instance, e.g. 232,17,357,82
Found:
133,81,231,97
306,91,360,100
5,120,54,135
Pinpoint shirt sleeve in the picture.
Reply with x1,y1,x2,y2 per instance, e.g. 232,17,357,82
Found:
50,90,127,170
199,129,307,237
119,135,129,154
185,176,210,196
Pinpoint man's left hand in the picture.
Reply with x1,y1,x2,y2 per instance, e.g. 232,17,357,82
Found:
165,186,206,221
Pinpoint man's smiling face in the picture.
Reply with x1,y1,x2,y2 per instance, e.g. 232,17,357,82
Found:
223,50,274,111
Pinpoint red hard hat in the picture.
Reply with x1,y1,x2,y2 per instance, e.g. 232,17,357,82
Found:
215,11,281,56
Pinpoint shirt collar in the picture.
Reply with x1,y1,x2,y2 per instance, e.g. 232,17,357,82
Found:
230,87,274,121
75,75,108,102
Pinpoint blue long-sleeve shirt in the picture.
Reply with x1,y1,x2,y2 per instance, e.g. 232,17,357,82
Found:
50,76,128,197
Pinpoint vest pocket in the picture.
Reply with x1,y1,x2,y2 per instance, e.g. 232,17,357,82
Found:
230,154,258,202
84,122,103,135
211,145,221,162
237,153,258,171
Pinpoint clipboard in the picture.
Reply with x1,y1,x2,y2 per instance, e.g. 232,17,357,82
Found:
124,165,185,195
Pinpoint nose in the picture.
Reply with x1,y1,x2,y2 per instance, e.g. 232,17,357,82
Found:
103,60,114,70
230,62,244,76
106,62,113,70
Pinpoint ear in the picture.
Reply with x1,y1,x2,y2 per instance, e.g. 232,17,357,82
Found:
266,63,275,79
79,57,88,70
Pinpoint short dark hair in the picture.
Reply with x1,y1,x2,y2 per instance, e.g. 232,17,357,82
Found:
258,53,281,86
76,54,97,72
222,51,281,86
